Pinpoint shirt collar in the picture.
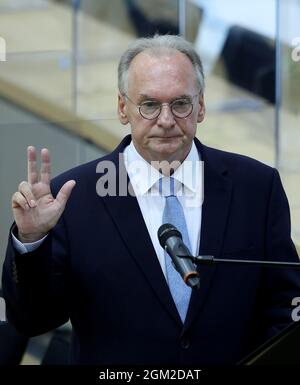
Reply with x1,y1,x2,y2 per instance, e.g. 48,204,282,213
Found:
124,140,201,196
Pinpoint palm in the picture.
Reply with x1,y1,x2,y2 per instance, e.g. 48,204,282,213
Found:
14,182,56,235
12,147,75,242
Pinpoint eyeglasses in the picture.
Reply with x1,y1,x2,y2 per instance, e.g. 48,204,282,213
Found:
123,93,199,120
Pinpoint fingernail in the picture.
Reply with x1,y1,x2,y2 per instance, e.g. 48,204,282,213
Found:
30,200,36,207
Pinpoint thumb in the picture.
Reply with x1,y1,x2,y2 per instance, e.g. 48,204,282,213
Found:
56,180,76,207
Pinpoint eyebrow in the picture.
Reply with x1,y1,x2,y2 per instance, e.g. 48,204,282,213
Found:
137,94,192,102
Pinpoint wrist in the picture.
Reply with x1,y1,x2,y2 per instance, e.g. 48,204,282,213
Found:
18,231,47,243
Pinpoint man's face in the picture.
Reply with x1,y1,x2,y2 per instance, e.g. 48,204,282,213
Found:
118,51,205,164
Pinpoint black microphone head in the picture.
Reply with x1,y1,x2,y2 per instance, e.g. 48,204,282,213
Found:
157,223,182,248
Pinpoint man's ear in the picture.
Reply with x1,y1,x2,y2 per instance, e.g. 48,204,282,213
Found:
197,94,205,123
118,92,129,125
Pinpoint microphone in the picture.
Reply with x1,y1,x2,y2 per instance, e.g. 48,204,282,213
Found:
158,223,200,289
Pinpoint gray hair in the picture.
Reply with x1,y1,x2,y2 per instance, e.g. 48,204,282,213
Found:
118,34,205,95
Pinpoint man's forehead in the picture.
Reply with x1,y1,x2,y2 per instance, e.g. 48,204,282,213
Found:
128,51,196,85
130,49,189,68
127,51,197,96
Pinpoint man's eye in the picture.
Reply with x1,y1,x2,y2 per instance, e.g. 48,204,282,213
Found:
173,99,190,107
141,101,161,114
142,101,160,108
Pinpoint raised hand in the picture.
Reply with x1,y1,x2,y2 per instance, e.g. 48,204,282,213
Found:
11,146,76,243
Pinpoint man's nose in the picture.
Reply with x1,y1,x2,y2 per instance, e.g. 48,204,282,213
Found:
157,103,176,126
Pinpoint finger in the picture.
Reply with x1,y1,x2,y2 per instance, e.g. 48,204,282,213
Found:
12,192,30,210
40,148,51,185
56,180,76,208
27,146,38,185
18,181,37,208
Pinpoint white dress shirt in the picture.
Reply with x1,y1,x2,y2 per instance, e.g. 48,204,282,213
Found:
13,140,203,274
123,141,203,278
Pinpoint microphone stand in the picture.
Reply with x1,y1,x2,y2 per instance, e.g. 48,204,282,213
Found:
181,255,300,268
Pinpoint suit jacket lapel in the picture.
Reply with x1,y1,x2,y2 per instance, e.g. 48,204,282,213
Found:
183,141,233,331
99,136,182,327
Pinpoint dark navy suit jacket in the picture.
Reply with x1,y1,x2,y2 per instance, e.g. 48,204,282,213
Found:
2,135,300,364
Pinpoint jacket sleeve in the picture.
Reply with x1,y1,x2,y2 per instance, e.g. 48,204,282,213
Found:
1,216,70,337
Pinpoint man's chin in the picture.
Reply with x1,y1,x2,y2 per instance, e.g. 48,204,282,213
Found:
151,136,183,147
147,142,186,162
152,140,180,151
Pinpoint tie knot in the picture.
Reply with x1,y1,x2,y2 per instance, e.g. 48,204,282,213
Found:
158,177,182,197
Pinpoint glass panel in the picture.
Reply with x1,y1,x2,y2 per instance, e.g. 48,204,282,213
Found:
190,0,276,166
75,0,134,120
278,0,300,244
0,0,73,112
75,0,180,121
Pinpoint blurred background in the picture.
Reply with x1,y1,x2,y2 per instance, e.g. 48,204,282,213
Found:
0,0,299,364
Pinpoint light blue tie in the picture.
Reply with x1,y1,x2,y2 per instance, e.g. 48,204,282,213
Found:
160,177,192,323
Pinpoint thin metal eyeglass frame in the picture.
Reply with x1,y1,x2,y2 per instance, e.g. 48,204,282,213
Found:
123,93,200,120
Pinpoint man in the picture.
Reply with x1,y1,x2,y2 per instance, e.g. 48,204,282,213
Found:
2,35,300,365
